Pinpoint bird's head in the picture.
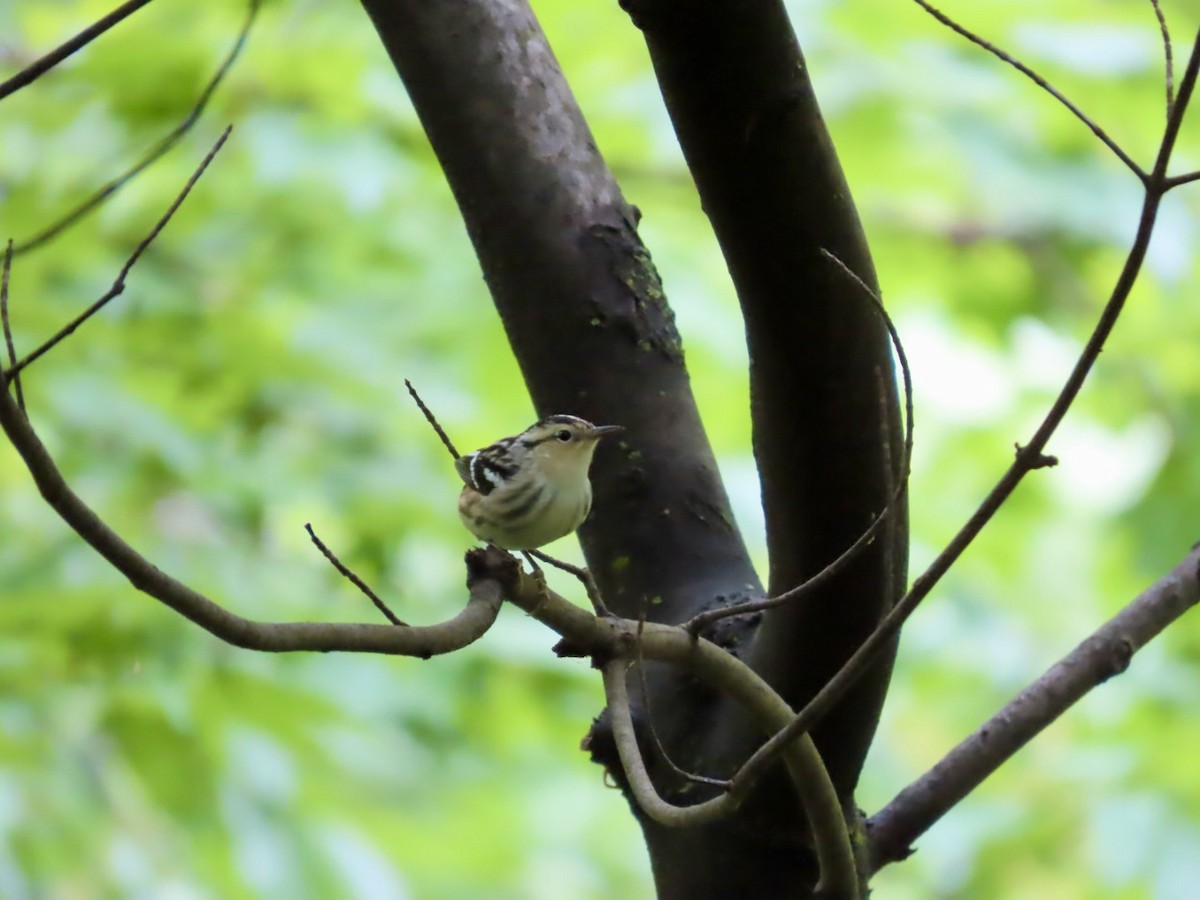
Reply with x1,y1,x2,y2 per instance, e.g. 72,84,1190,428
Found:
519,415,623,481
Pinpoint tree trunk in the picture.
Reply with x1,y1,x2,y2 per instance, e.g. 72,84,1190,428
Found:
359,1,907,895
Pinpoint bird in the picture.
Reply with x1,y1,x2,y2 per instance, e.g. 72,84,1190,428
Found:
455,414,623,551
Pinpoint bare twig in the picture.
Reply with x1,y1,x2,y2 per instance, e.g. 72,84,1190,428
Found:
15,0,260,255
404,378,460,459
1165,169,1200,189
911,0,1145,181
684,248,914,633
1150,32,1200,184
719,26,1200,812
635,623,732,791
305,523,408,626
0,0,157,102
0,241,23,413
2,126,232,383
866,545,1200,872
1148,0,1175,114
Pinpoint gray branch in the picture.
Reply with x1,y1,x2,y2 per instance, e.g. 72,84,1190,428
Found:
0,373,503,657
866,544,1200,872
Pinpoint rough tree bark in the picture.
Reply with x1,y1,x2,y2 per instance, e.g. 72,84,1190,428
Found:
359,1,905,896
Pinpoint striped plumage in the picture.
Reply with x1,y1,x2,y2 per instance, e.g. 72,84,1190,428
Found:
456,415,623,550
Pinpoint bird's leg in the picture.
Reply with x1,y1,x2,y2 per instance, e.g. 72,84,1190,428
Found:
526,549,612,617
520,550,544,578
518,550,551,616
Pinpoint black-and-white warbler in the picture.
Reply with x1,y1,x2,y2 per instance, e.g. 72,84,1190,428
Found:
456,415,623,550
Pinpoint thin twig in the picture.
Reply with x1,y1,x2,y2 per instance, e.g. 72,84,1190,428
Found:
911,0,1146,181
721,27,1200,805
684,248,914,633
0,0,156,102
635,619,732,791
15,0,260,255
305,523,408,626
866,545,1200,872
527,549,610,616
1150,31,1200,188
0,241,23,413
1148,0,1175,114
2,126,232,382
1164,169,1200,189
404,378,460,459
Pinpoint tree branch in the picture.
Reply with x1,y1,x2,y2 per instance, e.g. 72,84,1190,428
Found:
469,547,857,898
602,660,858,899
0,241,22,413
3,127,231,382
866,544,1200,872
15,0,260,255
683,248,915,634
624,0,908,823
604,660,737,826
360,0,757,627
1164,169,1200,189
0,124,500,657
1147,0,1175,114
707,24,1200,817
0,0,157,102
0,370,503,655
911,0,1145,180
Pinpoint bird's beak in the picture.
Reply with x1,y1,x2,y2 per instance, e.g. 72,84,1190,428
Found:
590,424,624,439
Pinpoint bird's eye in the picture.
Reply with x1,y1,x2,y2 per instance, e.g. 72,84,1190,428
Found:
555,430,572,442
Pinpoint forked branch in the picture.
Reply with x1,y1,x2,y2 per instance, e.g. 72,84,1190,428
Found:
2,127,232,382
684,248,914,633
704,24,1200,816
14,0,261,255
911,0,1145,180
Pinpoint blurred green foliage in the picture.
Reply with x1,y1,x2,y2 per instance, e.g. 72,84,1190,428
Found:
1,0,1199,897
